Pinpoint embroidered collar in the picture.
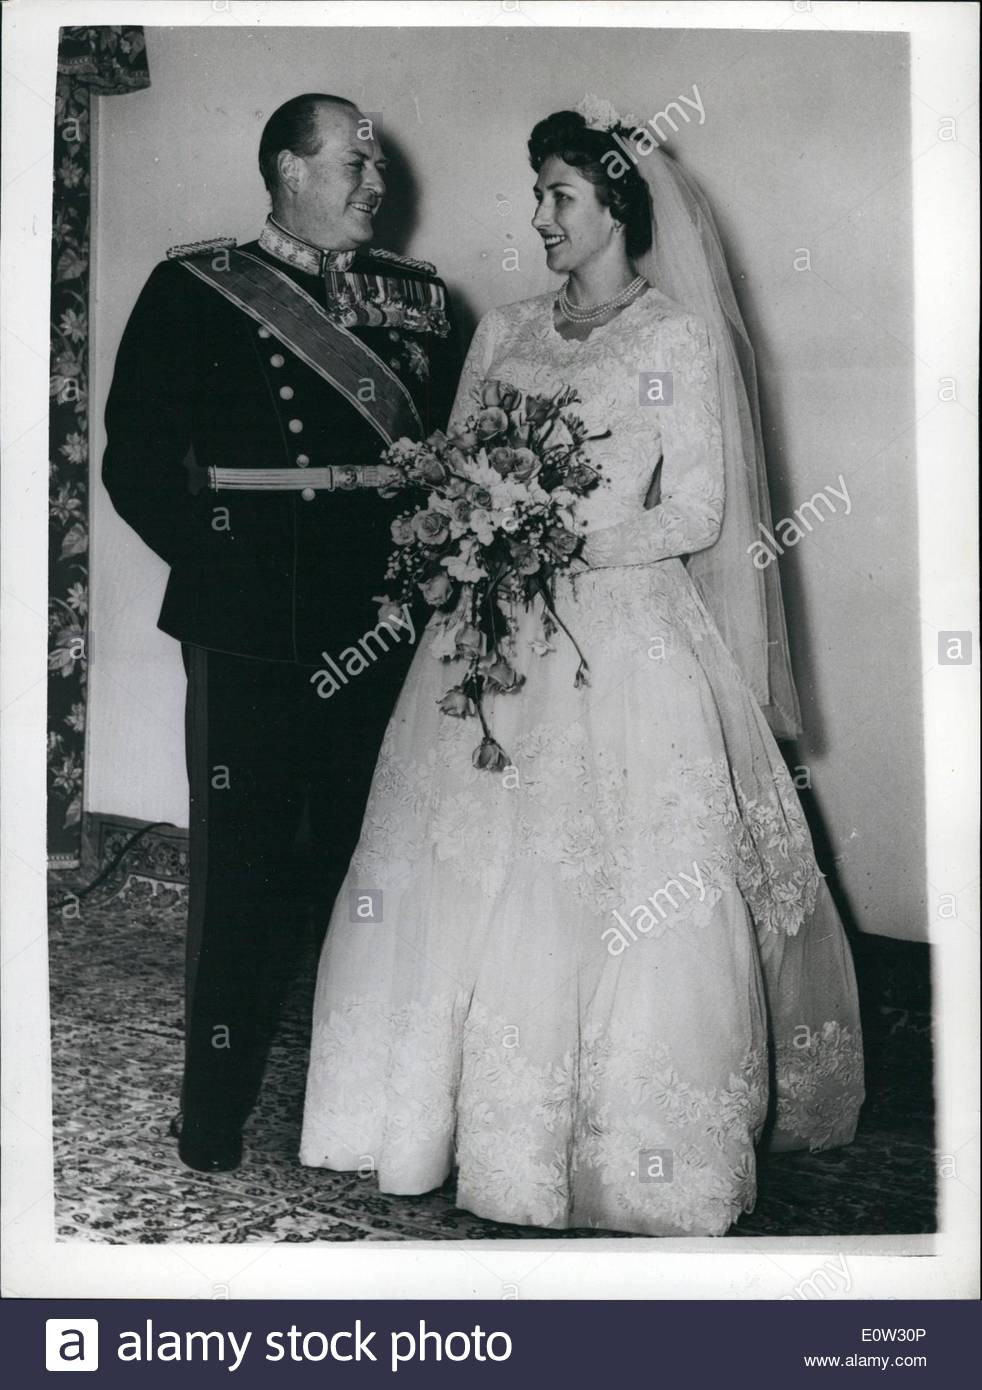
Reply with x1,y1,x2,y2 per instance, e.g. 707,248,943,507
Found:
259,216,356,274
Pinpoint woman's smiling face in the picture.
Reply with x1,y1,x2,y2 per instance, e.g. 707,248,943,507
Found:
531,155,620,275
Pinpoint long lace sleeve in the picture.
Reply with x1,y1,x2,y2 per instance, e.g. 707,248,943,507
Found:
584,315,724,567
447,310,500,435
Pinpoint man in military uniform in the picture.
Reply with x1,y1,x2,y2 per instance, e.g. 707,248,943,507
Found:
103,94,459,1172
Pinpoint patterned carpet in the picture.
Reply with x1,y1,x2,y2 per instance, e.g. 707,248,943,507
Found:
48,826,936,1243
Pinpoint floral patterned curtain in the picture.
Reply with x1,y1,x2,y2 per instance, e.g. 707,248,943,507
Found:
48,28,150,863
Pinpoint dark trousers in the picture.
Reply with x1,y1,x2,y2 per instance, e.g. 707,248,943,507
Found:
180,643,406,1140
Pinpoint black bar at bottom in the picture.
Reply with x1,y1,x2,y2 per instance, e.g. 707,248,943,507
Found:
7,1298,979,1386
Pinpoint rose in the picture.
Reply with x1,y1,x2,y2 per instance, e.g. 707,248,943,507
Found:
450,497,473,526
509,448,539,483
481,381,521,412
407,455,436,484
438,685,475,718
390,517,415,546
480,654,525,693
472,736,510,772
508,541,540,576
476,407,508,440
547,525,580,558
467,485,493,510
412,510,450,545
419,457,448,485
525,394,554,427
454,624,483,658
565,464,597,492
488,446,516,476
418,572,453,606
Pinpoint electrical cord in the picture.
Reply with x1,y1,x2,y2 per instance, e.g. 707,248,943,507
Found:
49,821,181,912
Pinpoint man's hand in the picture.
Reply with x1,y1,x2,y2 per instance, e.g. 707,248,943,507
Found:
376,464,403,498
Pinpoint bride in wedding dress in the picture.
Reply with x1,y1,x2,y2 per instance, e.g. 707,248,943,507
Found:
299,103,864,1237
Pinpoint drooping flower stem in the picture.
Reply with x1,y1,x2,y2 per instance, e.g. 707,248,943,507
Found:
471,667,491,740
533,575,591,686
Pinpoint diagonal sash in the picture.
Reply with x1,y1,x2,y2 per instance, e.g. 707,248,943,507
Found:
178,249,424,446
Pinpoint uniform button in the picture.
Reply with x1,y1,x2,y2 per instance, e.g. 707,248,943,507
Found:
288,418,304,433
257,326,271,339
296,453,310,468
389,357,400,368
301,487,316,502
270,353,285,367
279,385,294,400
387,329,399,341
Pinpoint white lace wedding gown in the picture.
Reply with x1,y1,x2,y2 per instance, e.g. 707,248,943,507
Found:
299,289,864,1236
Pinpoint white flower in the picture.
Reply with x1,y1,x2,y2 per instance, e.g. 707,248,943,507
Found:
430,620,462,661
491,475,547,511
576,94,623,132
468,508,495,546
441,543,487,582
467,454,500,490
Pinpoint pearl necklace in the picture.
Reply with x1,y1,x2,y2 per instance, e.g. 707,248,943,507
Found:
557,274,647,324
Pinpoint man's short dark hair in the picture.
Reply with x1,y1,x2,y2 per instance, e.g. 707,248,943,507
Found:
258,94,357,196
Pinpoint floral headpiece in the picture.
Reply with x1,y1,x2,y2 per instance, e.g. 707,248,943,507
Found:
575,93,642,136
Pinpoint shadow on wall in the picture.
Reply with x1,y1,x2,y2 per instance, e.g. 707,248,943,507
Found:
374,128,482,351
371,128,418,252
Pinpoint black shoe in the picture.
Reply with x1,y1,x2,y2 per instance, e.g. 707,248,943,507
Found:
168,1112,242,1173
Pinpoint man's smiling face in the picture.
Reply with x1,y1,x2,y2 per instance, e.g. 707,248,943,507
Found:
286,103,387,249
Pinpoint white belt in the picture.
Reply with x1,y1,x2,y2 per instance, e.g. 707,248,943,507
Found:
207,465,398,492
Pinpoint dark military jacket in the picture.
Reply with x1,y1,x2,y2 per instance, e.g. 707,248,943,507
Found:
103,218,460,666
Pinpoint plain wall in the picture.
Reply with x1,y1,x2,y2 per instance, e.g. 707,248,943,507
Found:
86,25,925,938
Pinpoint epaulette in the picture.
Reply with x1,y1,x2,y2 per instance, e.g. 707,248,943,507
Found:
166,236,237,260
367,247,437,277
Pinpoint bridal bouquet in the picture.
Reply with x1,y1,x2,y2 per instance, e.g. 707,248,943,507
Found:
374,380,605,770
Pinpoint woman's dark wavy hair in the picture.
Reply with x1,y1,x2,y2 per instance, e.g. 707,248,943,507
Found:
528,110,653,260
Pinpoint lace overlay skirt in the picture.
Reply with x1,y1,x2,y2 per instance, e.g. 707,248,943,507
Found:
300,558,864,1236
